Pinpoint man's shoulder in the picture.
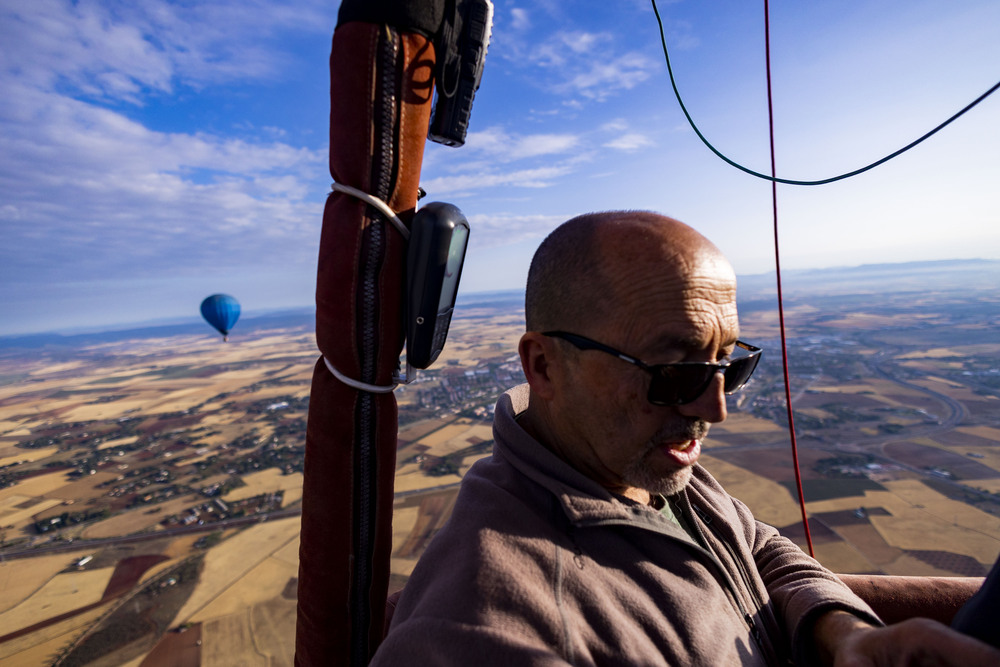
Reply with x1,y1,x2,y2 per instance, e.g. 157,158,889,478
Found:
389,454,567,627
399,447,569,585
444,451,565,543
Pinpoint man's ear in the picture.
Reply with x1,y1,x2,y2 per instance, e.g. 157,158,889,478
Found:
518,332,558,400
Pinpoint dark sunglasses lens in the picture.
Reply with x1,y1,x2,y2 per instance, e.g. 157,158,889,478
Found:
648,366,717,405
649,352,761,405
722,354,760,393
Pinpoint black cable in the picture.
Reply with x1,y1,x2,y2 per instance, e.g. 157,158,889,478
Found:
651,0,1000,186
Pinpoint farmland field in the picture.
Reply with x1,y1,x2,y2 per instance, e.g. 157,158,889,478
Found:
3,273,1000,663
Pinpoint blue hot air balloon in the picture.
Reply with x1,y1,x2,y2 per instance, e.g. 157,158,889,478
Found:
200,294,241,341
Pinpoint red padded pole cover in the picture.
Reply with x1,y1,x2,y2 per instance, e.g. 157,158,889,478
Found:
295,21,434,666
839,574,984,626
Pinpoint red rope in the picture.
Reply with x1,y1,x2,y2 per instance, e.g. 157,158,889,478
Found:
763,0,815,557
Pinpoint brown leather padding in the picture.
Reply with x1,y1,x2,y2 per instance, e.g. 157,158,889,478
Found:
383,575,985,640
296,22,435,666
839,574,984,625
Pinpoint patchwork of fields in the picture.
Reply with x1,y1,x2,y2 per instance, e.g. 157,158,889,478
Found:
3,286,1000,664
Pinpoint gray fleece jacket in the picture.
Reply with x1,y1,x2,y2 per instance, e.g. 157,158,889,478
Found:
372,384,880,665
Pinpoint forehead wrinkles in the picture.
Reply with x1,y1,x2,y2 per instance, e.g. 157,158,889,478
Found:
680,284,739,342
680,274,737,308
612,265,738,350
590,217,737,338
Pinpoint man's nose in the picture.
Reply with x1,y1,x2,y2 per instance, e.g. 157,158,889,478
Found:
677,371,727,423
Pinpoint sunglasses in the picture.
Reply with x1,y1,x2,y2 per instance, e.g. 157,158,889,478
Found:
543,331,762,406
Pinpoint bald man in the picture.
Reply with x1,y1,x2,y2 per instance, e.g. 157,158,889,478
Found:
372,212,1000,666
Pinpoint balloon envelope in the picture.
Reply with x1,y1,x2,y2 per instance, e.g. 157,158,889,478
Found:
200,294,241,338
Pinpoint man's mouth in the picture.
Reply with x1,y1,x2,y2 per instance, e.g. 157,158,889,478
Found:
660,439,701,466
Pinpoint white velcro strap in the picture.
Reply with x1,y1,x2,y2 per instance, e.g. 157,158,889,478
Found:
330,182,410,241
323,356,398,393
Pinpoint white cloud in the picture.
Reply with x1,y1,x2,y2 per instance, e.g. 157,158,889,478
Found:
464,127,580,161
418,124,603,197
0,0,330,289
466,212,567,249
0,0,333,103
603,133,653,151
598,119,653,151
527,31,604,69
504,29,657,103
560,51,655,100
1,0,174,101
420,114,662,197
509,7,530,32
0,151,323,279
420,165,575,196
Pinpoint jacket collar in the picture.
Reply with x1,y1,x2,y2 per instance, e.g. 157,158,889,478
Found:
492,384,693,538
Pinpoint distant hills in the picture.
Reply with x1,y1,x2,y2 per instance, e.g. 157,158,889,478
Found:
3,259,999,351
738,258,1000,299
0,308,316,351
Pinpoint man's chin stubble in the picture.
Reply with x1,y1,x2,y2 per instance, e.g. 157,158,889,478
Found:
622,454,694,498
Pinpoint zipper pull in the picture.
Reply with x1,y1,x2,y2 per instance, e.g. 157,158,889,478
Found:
692,503,712,525
745,614,762,644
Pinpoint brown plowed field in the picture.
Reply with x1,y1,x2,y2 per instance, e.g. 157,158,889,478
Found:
102,555,170,600
139,624,202,667
884,441,1000,479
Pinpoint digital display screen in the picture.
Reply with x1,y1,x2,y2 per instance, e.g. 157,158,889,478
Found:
438,223,469,311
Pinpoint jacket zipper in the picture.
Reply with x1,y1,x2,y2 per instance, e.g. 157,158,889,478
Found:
577,512,768,657
350,25,401,667
689,504,767,650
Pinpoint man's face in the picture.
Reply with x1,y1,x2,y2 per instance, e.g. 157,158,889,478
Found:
546,249,740,500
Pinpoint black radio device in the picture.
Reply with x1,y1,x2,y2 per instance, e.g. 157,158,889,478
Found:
428,0,493,147
406,202,470,369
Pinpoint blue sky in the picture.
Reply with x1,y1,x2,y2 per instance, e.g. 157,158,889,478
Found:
1,0,998,336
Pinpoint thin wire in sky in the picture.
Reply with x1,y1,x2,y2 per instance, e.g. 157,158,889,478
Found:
650,0,1000,186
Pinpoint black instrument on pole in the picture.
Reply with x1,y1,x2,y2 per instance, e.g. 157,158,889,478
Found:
429,0,493,146
406,202,470,369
